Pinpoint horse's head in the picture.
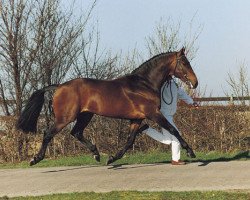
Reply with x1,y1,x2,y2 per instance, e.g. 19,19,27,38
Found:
172,47,198,89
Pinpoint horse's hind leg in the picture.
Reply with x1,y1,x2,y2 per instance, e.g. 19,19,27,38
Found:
107,119,142,165
70,112,100,162
30,122,66,166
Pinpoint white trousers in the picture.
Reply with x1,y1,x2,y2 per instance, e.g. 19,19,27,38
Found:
145,115,181,161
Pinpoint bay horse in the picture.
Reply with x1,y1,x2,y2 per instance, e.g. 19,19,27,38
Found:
16,47,198,166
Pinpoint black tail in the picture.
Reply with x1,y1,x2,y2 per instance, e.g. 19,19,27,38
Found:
16,85,58,133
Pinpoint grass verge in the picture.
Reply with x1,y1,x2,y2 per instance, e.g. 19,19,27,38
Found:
1,190,247,200
0,150,248,169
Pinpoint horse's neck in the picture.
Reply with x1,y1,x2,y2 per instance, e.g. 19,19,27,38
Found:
131,53,175,92
145,58,173,92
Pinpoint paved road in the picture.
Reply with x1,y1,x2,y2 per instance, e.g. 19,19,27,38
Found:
0,161,249,197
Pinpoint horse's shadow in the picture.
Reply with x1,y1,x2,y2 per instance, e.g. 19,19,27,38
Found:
194,150,249,166
42,165,101,173
42,150,249,173
107,162,168,170
108,150,249,169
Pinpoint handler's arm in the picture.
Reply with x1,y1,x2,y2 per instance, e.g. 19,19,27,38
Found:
177,87,194,105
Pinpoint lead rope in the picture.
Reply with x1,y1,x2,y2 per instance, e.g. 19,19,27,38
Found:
161,80,173,105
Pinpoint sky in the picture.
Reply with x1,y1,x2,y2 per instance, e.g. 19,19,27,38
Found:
62,0,250,96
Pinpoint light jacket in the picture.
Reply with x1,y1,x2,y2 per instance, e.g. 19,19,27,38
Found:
160,79,193,116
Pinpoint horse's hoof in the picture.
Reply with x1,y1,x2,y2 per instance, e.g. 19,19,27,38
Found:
106,155,114,165
187,149,196,158
94,154,100,162
29,158,37,166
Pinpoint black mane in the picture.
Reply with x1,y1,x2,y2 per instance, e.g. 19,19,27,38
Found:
131,52,174,75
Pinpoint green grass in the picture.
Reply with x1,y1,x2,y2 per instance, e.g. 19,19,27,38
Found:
5,191,249,200
0,150,248,169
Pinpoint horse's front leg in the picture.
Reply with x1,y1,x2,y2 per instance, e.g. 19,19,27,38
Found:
148,110,196,158
106,119,142,165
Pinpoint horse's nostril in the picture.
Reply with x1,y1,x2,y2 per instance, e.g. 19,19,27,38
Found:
193,81,198,89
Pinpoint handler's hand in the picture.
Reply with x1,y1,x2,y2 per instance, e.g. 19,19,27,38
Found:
193,102,199,108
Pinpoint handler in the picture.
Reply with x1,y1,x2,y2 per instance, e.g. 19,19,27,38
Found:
144,77,198,165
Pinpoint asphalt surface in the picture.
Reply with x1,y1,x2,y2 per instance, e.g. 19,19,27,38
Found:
0,161,249,197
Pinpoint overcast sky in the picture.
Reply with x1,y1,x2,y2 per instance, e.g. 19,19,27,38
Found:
62,0,250,96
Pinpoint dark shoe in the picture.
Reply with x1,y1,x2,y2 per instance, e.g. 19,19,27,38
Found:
171,160,186,165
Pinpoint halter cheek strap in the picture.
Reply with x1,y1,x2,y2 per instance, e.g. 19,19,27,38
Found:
173,54,188,79
162,54,186,105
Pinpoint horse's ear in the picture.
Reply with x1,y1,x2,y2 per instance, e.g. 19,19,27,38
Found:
181,47,185,54
177,47,185,56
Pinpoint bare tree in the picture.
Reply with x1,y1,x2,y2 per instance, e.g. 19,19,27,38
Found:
0,0,96,115
30,0,97,87
226,61,249,105
146,17,202,61
0,79,10,115
71,25,133,80
0,0,33,115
